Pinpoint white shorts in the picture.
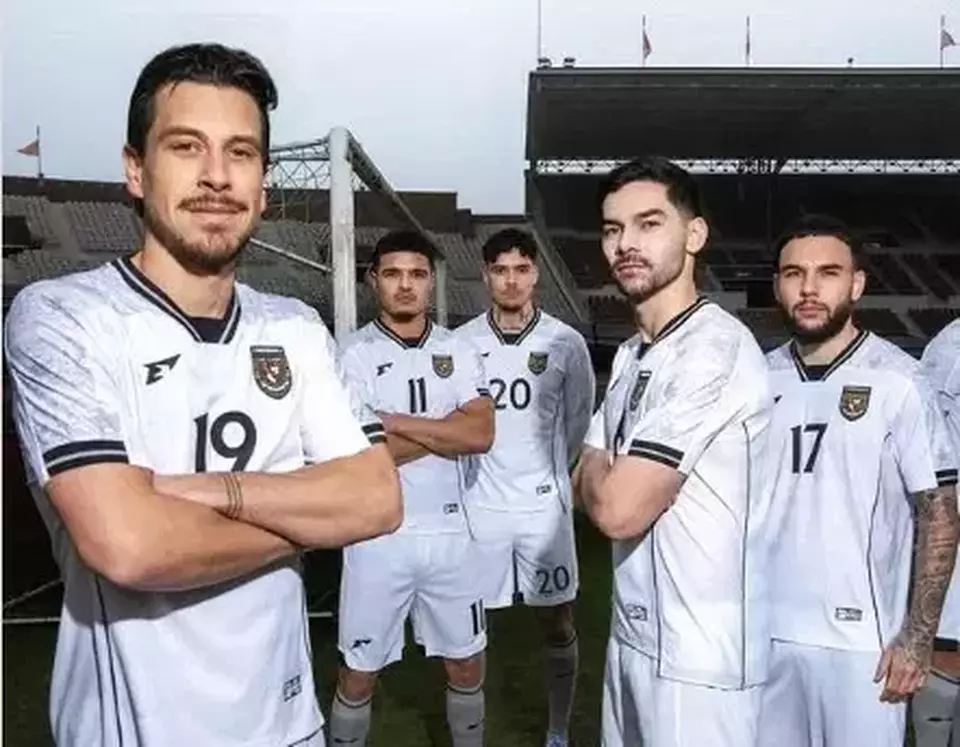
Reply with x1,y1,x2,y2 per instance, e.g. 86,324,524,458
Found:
758,639,906,747
912,668,959,747
467,505,578,609
601,636,762,747
337,531,487,672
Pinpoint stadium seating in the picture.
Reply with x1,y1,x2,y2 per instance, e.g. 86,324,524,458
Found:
868,254,922,295
552,236,608,288
63,201,140,254
737,309,787,340
2,195,58,243
852,308,910,337
903,254,957,299
909,307,960,338
934,254,960,287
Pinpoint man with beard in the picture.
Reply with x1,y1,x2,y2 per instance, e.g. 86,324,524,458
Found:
329,230,494,747
573,156,775,747
3,43,402,747
914,317,960,747
454,228,595,747
757,214,959,747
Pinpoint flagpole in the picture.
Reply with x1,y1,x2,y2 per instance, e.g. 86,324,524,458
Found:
746,15,752,67
536,0,543,62
36,125,43,180
941,15,946,69
642,14,647,67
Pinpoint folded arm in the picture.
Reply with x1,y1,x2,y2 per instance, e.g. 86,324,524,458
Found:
380,395,495,458
156,443,401,549
47,464,298,593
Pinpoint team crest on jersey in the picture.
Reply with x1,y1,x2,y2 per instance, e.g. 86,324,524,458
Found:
838,385,871,421
251,345,292,400
629,371,651,411
528,352,549,375
432,354,454,378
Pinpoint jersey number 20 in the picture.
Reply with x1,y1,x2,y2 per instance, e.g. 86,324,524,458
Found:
489,377,532,411
194,411,257,472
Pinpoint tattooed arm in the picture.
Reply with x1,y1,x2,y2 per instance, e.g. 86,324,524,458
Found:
874,486,960,702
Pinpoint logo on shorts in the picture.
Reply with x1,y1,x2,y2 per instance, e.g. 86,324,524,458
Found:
625,603,648,622
629,371,651,411
839,385,871,421
835,607,863,622
536,483,553,496
351,638,372,649
282,675,302,702
443,502,460,514
432,354,454,378
528,352,549,375
251,345,292,400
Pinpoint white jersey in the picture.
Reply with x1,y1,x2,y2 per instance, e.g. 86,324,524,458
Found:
455,309,595,513
765,330,958,653
4,257,382,747
338,319,488,534
919,319,960,641
584,298,775,689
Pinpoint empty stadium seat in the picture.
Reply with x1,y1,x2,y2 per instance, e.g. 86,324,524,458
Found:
868,255,922,295
902,254,956,299
852,308,909,337
909,308,960,338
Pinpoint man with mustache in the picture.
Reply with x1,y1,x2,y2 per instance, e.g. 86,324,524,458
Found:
757,214,959,747
4,43,401,746
913,316,960,747
330,230,494,747
454,228,595,747
574,157,775,747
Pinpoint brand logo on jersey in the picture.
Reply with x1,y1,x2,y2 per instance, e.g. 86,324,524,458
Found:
376,362,394,376
838,385,871,421
251,345,292,400
528,352,549,375
144,354,180,385
625,603,648,622
629,371,652,411
835,607,863,622
432,354,454,378
282,674,302,702
443,502,460,514
350,638,372,649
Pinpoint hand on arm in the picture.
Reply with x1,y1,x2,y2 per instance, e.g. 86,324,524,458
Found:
875,485,960,702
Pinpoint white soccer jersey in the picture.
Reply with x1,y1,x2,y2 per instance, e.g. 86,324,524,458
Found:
765,330,958,653
455,309,595,514
584,298,775,689
920,319,960,641
338,319,488,533
4,256,383,747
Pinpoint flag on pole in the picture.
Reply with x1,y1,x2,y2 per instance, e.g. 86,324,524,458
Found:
18,138,40,157
941,16,956,67
642,15,652,66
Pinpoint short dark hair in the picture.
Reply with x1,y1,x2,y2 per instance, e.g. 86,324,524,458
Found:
371,229,436,270
127,43,278,167
598,156,705,220
481,228,538,265
774,214,863,269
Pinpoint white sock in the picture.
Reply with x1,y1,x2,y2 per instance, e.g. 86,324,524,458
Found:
544,634,578,738
328,689,372,746
446,682,485,747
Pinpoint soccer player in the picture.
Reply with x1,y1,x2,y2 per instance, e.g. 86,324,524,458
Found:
574,157,774,747
329,230,495,747
3,44,402,747
757,215,960,747
914,318,960,747
455,228,595,747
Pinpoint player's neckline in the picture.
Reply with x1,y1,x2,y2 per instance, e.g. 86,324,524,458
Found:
486,307,541,346
113,255,242,344
374,317,433,349
789,329,870,382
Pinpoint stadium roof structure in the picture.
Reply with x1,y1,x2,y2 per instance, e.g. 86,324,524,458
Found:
526,67,960,165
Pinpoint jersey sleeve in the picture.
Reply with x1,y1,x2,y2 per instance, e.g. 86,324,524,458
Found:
455,339,490,406
300,318,385,462
920,330,960,456
561,331,596,459
4,285,129,485
622,335,746,475
890,374,958,492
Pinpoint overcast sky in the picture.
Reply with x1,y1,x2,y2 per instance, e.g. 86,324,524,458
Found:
3,0,958,214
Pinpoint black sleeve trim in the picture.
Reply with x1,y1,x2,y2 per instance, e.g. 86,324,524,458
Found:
367,433,388,445
627,439,683,469
477,387,491,397
361,423,384,436
362,423,387,445
936,468,959,487
43,440,129,477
